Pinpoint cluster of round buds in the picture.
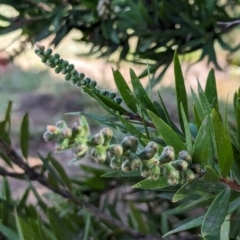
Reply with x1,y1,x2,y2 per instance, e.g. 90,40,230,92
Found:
34,46,122,105
43,117,90,158
43,117,202,186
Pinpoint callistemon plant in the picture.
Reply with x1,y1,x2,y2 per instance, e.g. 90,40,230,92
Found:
35,45,240,238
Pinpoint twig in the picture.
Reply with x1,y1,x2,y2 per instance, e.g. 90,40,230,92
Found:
0,139,160,240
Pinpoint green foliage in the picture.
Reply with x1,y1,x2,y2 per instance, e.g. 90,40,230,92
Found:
1,0,240,86
1,46,240,239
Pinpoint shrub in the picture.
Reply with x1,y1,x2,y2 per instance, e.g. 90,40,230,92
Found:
0,45,239,239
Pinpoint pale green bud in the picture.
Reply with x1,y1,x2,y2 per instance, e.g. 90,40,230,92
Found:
148,165,161,181
128,153,141,170
110,156,122,170
163,163,180,180
146,141,158,152
74,143,88,159
121,160,131,172
56,120,67,129
101,128,113,146
43,130,58,141
88,132,104,146
167,177,179,186
55,138,69,151
138,147,156,160
108,144,123,157
91,145,107,164
178,150,192,164
172,159,188,171
158,146,175,165
121,136,138,153
71,123,85,138
140,161,152,178
183,169,195,182
61,128,72,138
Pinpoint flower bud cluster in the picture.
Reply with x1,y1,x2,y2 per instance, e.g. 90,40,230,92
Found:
43,117,202,186
34,46,122,105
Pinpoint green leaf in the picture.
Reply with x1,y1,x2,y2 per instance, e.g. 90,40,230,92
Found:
212,109,234,177
48,209,67,240
49,155,72,190
192,116,210,167
113,69,137,113
82,209,91,240
15,209,25,240
180,104,193,154
101,170,140,178
20,113,29,159
191,88,205,121
174,52,188,132
204,166,219,183
163,215,204,237
0,223,19,240
131,176,168,189
197,80,212,116
172,178,199,202
205,69,219,111
0,152,13,168
38,153,65,187
201,187,230,237
148,110,186,153
129,202,148,233
130,68,157,114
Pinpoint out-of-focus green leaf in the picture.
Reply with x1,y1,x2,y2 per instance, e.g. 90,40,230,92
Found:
201,187,230,237
205,69,219,111
82,208,91,240
15,209,25,240
0,222,19,240
131,176,168,189
113,69,137,113
212,109,234,177
49,155,72,190
20,113,29,160
148,110,186,153
174,52,188,132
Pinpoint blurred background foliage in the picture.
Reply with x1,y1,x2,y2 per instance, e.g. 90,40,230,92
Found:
1,0,240,87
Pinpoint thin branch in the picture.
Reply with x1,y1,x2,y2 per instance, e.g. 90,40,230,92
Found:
0,139,160,240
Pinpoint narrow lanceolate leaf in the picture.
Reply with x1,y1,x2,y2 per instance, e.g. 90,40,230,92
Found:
212,109,234,177
130,68,157,114
101,170,140,178
148,110,186,154
49,156,72,190
15,209,25,240
192,116,210,167
197,80,212,115
113,69,138,113
235,89,240,143
191,88,205,121
163,215,204,237
174,52,188,132
201,187,230,237
205,69,219,111
20,113,29,159
204,166,219,183
180,104,193,154
131,176,168,189
172,178,199,202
